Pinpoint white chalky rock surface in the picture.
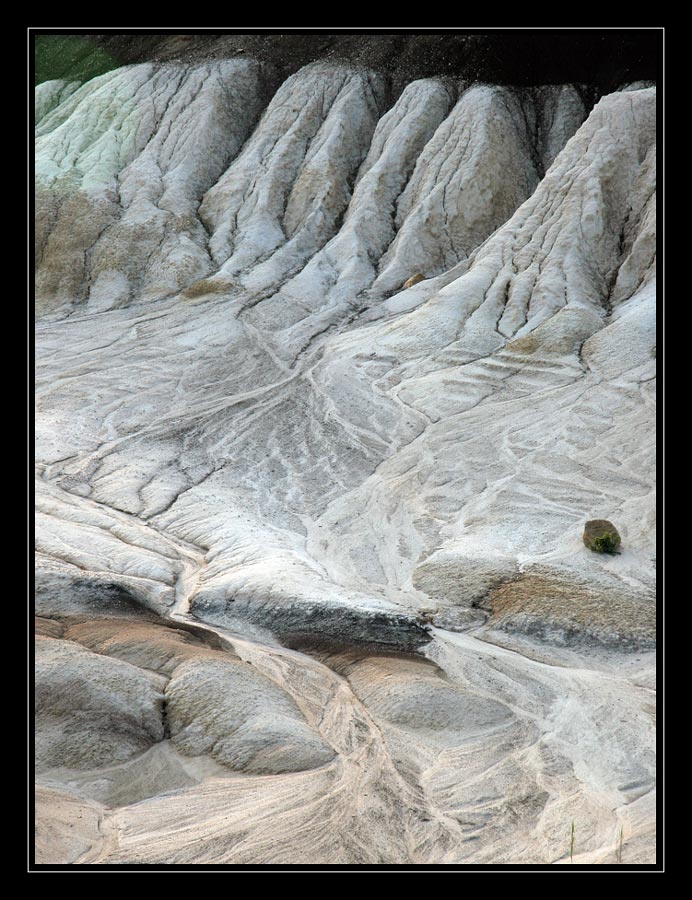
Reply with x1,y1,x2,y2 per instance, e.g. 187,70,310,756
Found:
34,79,82,126
34,62,656,865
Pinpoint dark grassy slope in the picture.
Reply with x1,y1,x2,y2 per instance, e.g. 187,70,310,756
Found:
35,31,660,98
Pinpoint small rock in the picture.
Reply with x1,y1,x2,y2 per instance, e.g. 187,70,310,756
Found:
403,273,425,289
416,607,437,624
583,519,622,554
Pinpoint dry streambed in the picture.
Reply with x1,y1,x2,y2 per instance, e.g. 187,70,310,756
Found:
35,593,655,864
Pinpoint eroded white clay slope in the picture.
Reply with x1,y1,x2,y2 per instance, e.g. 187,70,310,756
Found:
199,62,387,294
35,60,272,314
280,89,656,607
35,65,656,866
34,79,82,126
371,84,585,295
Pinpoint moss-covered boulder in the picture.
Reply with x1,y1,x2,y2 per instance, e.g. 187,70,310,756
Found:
583,519,622,554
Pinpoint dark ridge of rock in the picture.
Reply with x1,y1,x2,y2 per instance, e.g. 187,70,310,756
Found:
34,571,152,618
279,640,445,672
34,31,660,98
195,597,433,653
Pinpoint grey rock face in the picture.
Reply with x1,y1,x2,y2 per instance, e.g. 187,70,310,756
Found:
35,635,165,772
34,58,656,866
195,595,432,653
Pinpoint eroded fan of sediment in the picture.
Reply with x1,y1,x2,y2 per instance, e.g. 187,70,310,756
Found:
34,59,656,865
